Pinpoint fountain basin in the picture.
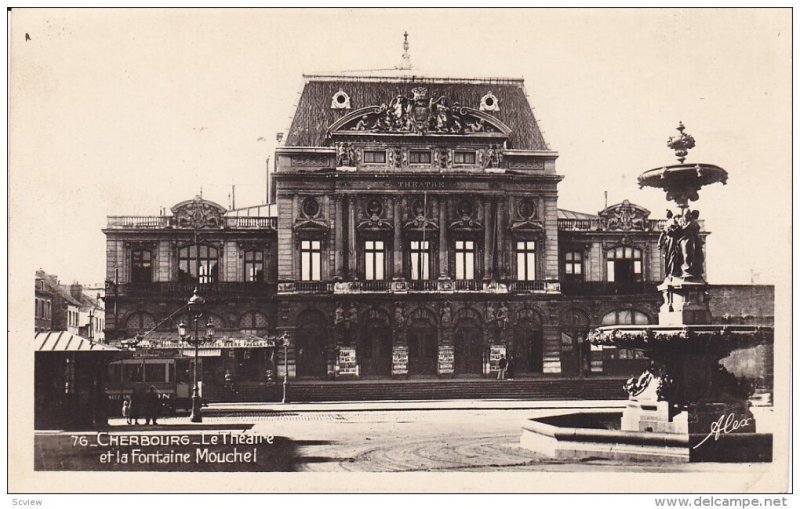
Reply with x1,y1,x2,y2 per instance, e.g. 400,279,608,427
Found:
520,410,773,463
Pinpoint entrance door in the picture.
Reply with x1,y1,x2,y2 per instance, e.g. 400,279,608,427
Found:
408,328,437,375
360,320,392,377
513,322,543,373
454,325,483,375
296,310,328,378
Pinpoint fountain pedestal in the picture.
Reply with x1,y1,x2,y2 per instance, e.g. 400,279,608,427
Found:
658,279,713,326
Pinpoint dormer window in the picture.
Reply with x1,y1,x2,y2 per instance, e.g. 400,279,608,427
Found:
453,151,476,165
409,150,432,164
363,150,386,164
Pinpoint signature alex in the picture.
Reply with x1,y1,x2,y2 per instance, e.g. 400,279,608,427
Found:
692,412,753,449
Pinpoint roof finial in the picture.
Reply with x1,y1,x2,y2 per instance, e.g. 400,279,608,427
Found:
400,31,412,71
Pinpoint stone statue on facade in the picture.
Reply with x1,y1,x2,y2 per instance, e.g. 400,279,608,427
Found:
440,302,452,326
346,304,359,330
334,303,345,327
393,303,405,330
496,303,509,329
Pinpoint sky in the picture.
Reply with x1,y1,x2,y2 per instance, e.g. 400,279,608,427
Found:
9,8,791,286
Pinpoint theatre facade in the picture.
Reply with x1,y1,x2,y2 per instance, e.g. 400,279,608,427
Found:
104,74,683,396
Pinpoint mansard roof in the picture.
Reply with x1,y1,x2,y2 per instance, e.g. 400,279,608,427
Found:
285,75,549,150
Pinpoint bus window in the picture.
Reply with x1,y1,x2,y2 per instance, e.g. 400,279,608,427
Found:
124,363,144,383
145,363,166,383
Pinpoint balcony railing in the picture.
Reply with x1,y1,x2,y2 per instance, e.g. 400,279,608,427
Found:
106,216,277,230
507,280,547,292
409,280,439,291
558,218,667,232
453,279,483,291
275,279,558,294
106,216,171,229
110,282,276,298
560,280,660,296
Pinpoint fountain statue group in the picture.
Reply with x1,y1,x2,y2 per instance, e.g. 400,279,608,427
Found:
658,208,704,281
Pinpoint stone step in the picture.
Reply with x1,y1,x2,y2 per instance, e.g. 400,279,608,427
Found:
207,378,627,403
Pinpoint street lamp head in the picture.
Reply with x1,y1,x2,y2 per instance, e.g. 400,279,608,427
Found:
187,288,205,314
177,320,188,339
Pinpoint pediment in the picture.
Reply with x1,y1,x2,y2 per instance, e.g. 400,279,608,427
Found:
170,196,226,229
327,88,512,137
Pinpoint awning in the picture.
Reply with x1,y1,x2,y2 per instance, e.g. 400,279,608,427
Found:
115,331,276,350
35,331,122,353
180,349,222,357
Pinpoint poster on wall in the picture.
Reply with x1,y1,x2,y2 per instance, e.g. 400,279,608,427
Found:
392,346,408,376
336,347,359,378
489,345,507,373
438,345,454,374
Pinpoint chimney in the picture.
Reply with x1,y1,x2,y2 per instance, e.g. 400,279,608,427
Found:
69,282,83,301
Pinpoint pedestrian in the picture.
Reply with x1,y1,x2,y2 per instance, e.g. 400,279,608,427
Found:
506,357,515,380
497,355,508,380
122,396,131,425
145,386,160,425
130,388,141,425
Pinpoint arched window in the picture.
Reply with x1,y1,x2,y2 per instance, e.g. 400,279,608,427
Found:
600,310,650,365
178,245,219,284
239,311,269,336
601,309,650,325
606,246,642,283
125,312,157,333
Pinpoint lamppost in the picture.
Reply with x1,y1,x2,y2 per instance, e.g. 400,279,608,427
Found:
279,332,290,404
178,288,215,423
87,308,94,341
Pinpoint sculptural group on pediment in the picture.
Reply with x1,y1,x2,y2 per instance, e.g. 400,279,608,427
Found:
599,200,649,231
342,88,501,136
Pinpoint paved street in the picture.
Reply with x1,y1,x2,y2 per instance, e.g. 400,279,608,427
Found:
101,401,774,473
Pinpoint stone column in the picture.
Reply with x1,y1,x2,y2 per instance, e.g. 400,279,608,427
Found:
334,196,344,277
438,197,448,277
393,198,403,278
347,196,357,278
484,199,493,280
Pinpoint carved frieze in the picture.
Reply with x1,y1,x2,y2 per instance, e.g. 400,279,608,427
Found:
599,200,650,231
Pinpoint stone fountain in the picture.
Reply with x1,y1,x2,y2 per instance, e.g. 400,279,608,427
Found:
520,124,773,462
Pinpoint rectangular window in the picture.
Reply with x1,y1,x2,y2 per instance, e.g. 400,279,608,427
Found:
409,150,432,164
245,250,265,282
131,249,153,283
454,240,475,280
454,151,477,165
516,241,537,281
564,251,583,279
410,240,431,281
363,150,386,164
300,240,322,281
364,240,385,281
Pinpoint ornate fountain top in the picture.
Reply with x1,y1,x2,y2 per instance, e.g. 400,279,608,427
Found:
638,122,728,208
667,122,696,164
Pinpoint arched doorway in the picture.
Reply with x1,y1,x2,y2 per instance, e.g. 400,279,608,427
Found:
454,308,484,376
407,308,438,376
512,309,544,374
359,308,392,377
295,309,328,378
560,309,591,377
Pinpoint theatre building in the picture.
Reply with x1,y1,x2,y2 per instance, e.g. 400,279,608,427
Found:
103,73,706,399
